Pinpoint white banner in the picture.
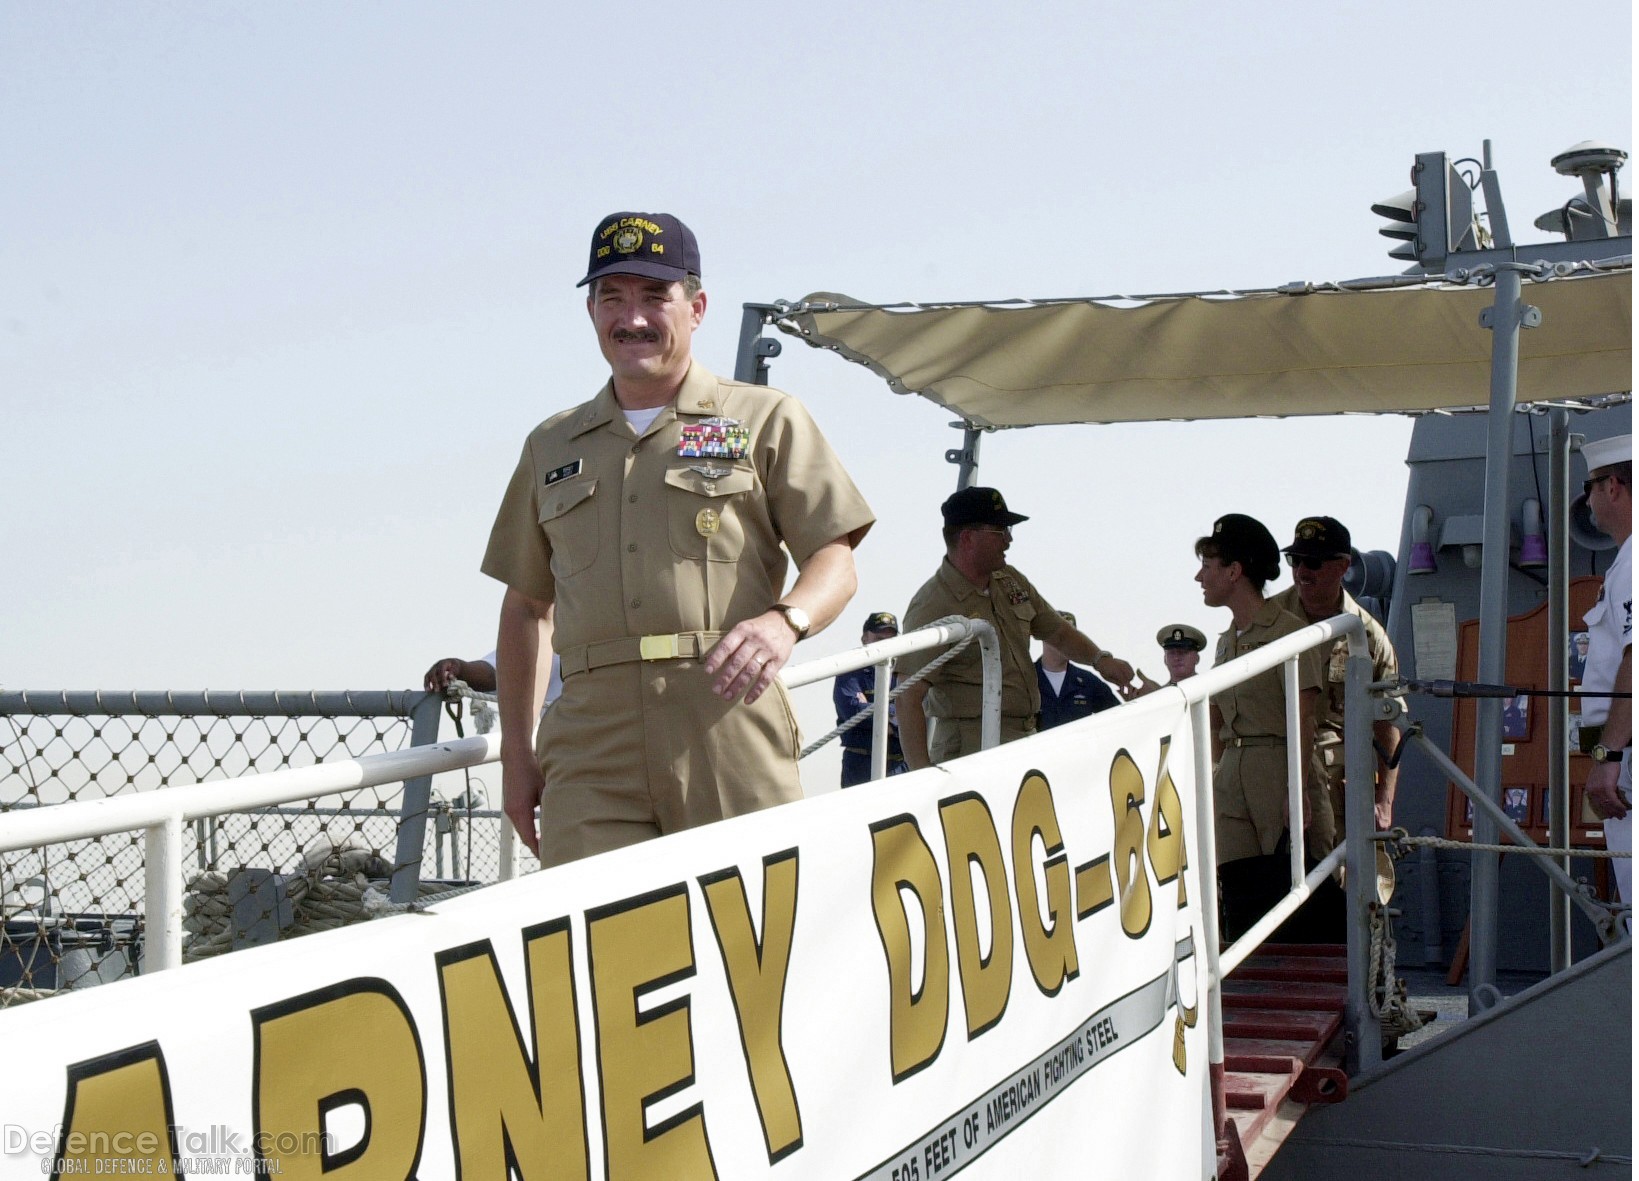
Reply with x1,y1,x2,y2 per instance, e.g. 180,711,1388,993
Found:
0,692,1212,1180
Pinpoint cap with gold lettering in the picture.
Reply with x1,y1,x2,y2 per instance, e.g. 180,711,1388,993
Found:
577,211,701,288
1157,624,1208,652
863,611,900,635
942,486,1029,529
1282,516,1352,560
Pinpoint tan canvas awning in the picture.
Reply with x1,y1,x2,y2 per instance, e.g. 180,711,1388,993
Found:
777,270,1631,426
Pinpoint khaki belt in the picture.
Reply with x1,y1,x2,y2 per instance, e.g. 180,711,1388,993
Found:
559,631,721,678
1226,735,1284,749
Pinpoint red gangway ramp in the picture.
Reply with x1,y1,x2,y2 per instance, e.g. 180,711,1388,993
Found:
1215,944,1350,1179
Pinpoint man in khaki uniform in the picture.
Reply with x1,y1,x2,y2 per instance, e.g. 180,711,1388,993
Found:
1195,513,1323,941
1270,516,1401,862
483,211,874,866
1158,624,1208,684
896,487,1135,768
1129,624,1208,697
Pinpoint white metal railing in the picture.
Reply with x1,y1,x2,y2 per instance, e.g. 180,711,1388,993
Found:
0,734,502,973
781,615,1003,770
1168,611,1380,1077
0,618,1001,983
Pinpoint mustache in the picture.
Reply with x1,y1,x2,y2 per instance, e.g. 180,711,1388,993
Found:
611,328,660,343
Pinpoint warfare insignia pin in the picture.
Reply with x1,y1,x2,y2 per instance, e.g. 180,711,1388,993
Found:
688,464,732,479
696,508,720,536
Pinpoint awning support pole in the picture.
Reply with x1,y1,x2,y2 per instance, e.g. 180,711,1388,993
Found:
735,305,781,385
1468,263,1539,1013
946,424,982,489
1547,408,1573,973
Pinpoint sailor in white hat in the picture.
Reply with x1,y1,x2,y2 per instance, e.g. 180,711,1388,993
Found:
1577,433,1632,905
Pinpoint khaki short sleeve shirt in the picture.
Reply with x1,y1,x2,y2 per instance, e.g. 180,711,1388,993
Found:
481,363,874,651
899,559,1058,720
1269,586,1398,744
1211,597,1325,860
1212,597,1324,740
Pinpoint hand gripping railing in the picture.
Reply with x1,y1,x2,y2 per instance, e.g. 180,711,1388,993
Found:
0,618,1002,978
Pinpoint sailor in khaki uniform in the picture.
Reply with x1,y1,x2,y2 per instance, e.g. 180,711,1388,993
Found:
1158,624,1208,684
483,211,874,866
1270,516,1401,863
1195,514,1324,941
896,487,1135,768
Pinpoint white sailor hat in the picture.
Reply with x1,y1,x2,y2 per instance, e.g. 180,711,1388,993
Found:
1582,433,1631,473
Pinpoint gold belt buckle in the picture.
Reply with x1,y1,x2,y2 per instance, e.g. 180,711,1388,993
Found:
639,634,681,661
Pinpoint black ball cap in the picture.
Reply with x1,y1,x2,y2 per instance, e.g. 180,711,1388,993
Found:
863,611,899,633
1207,513,1280,581
1282,515,1352,559
942,486,1029,529
577,212,701,288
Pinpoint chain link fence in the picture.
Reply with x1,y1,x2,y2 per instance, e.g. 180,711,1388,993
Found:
0,690,519,1005
0,627,982,1007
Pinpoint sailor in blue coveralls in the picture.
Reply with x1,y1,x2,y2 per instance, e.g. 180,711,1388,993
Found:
1035,610,1120,729
834,611,909,786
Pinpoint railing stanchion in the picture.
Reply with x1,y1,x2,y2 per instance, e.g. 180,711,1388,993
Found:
498,822,517,881
144,814,185,973
977,626,1003,750
871,657,894,782
391,692,444,904
1283,657,1304,893
1191,697,1227,1139
1343,639,1380,1074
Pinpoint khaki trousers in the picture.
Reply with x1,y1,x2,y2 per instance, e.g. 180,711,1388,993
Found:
929,715,1037,765
533,658,803,868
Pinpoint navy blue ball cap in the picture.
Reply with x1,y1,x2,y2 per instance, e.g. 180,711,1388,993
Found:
577,212,701,288
942,486,1029,529
863,611,900,634
1282,515,1352,559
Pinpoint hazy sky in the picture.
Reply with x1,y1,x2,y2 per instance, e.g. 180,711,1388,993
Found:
3,2,1631,792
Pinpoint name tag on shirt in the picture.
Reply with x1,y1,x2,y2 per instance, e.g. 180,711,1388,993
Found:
544,459,583,486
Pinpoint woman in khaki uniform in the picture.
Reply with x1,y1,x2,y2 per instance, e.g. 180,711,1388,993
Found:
1195,514,1324,942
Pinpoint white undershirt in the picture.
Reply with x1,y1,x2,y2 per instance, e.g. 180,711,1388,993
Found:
624,406,664,435
1042,666,1068,695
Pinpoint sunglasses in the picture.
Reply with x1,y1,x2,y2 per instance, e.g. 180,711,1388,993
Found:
1284,553,1343,571
969,525,1012,537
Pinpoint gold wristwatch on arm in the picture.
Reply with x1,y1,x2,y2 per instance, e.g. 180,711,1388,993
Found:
773,603,811,639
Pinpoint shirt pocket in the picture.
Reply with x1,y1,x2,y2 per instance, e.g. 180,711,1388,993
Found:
664,467,756,562
537,476,599,577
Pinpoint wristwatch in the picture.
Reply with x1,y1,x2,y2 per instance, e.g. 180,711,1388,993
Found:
772,603,811,639
1590,744,1624,764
